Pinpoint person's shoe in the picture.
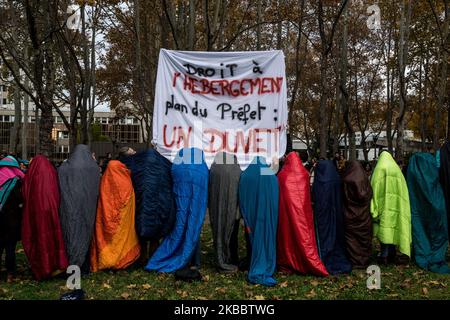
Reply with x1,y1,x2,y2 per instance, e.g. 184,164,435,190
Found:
174,267,202,282
60,289,85,300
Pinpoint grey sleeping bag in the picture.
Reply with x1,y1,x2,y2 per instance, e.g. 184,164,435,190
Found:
58,144,100,268
208,152,242,272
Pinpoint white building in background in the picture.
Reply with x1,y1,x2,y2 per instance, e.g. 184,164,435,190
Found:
291,129,423,161
338,130,416,160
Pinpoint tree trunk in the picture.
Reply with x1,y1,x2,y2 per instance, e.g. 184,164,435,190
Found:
419,56,426,151
88,6,97,147
319,56,329,159
10,72,21,155
435,0,449,147
343,0,355,161
80,4,90,145
38,104,54,156
188,0,196,50
22,76,29,159
288,0,305,132
396,0,412,161
256,0,262,50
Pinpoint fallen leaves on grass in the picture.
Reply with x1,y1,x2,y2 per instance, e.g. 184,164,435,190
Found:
422,287,429,295
121,292,131,299
279,281,288,288
254,295,265,300
126,284,137,289
306,289,317,298
215,287,226,294
310,280,320,287
177,290,189,298
102,283,111,289
142,284,152,290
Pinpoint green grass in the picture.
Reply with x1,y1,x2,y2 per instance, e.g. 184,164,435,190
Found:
0,221,449,300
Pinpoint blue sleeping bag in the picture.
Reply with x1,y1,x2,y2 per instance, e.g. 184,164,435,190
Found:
312,160,352,275
239,156,278,286
145,148,209,272
121,149,176,240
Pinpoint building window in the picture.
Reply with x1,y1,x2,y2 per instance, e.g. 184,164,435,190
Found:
101,117,108,124
57,131,69,139
3,115,9,122
2,98,7,105
58,145,70,153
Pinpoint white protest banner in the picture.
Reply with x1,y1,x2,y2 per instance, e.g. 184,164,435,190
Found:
152,49,288,168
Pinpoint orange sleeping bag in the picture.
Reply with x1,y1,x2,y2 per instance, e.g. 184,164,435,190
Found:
90,160,140,271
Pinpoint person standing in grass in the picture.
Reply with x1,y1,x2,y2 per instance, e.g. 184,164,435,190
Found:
21,155,68,280
370,151,411,264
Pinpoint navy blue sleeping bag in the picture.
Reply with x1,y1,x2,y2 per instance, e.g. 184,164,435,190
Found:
145,148,209,272
312,160,352,275
121,149,176,240
239,156,278,286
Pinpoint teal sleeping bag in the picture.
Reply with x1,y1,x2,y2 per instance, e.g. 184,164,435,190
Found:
145,148,208,272
407,153,450,274
239,156,278,286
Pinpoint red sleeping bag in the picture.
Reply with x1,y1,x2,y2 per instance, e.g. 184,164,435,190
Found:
277,152,328,276
22,155,68,280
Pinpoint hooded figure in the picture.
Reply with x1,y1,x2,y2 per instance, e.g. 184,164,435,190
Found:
208,152,242,273
146,148,208,273
312,160,352,275
90,160,140,271
407,153,450,273
0,156,25,210
121,149,176,241
239,156,278,286
440,142,450,239
342,161,373,267
21,155,68,280
370,151,411,257
277,152,328,276
0,156,25,280
58,144,100,269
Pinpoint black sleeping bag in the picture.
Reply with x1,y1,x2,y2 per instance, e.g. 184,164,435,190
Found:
312,160,352,275
121,149,176,240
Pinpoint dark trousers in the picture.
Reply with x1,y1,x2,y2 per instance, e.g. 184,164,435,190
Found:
380,243,396,258
0,241,17,274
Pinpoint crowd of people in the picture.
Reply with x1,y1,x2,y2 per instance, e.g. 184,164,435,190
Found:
0,143,449,289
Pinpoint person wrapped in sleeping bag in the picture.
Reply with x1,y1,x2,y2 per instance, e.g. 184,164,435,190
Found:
277,151,328,276
21,155,68,280
342,161,373,268
146,148,208,273
58,144,100,271
90,160,140,271
239,156,278,286
407,153,450,274
209,152,241,273
0,156,25,281
121,149,177,262
370,151,411,260
312,160,352,275
440,142,450,239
